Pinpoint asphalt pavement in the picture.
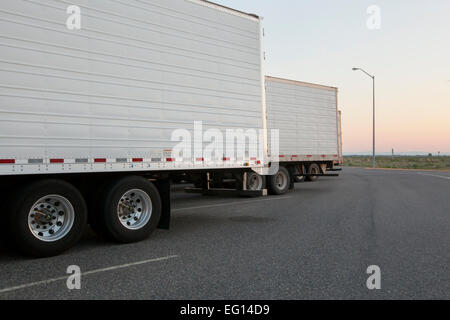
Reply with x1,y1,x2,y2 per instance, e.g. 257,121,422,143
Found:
0,167,449,299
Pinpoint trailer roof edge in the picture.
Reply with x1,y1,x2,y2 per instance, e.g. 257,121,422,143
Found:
266,76,338,91
188,0,260,21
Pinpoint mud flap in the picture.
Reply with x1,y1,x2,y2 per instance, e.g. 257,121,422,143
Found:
154,179,171,229
288,167,295,190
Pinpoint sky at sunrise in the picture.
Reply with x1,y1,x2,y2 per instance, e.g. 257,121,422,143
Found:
216,0,450,154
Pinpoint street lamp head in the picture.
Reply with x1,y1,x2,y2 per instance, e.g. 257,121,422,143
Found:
352,67,359,71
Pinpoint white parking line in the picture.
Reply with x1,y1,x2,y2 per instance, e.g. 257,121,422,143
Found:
172,196,292,212
417,173,450,180
0,255,178,294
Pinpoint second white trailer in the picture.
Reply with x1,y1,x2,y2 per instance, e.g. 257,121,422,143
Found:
261,76,340,194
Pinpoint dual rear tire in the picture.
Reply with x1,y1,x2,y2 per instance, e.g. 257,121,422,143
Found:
4,179,87,258
268,163,322,194
305,163,321,182
90,176,161,244
3,176,161,257
268,166,290,195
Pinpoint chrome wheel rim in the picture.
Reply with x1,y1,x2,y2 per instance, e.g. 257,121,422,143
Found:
117,189,152,230
28,195,75,242
275,171,288,190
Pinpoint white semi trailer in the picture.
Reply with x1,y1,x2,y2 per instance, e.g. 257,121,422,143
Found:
337,110,344,166
0,0,268,256
260,76,340,194
0,0,340,257
190,76,341,195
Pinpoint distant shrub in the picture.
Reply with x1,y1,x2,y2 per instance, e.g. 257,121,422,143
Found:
343,156,450,170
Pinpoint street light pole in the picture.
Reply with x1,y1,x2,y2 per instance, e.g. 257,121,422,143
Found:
372,75,375,169
353,67,376,168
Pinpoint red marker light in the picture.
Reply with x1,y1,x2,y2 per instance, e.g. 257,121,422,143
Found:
0,159,15,164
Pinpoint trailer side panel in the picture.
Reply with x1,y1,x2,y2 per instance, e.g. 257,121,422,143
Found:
265,76,339,162
0,0,265,175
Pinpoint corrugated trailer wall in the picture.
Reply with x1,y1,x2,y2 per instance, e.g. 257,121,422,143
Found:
0,0,264,172
265,76,339,160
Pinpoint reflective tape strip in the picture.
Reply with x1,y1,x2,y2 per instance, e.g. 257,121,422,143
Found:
0,157,198,165
28,159,44,164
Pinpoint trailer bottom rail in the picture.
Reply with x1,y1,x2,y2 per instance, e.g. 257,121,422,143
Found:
184,187,267,198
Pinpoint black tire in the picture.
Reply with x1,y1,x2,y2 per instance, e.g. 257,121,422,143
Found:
96,176,161,243
268,166,290,195
306,163,320,182
245,171,265,191
5,179,87,257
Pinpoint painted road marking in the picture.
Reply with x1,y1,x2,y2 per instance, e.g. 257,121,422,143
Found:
417,173,450,180
172,196,292,212
0,255,178,295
